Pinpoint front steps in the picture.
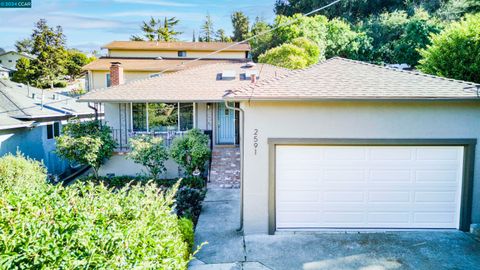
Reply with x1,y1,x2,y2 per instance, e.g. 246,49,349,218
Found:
209,146,240,189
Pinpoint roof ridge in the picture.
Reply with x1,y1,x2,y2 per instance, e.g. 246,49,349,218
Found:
332,57,478,86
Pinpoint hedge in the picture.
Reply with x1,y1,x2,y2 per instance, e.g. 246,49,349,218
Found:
0,154,193,269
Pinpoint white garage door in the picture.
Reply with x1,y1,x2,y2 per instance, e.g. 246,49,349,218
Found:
276,145,464,230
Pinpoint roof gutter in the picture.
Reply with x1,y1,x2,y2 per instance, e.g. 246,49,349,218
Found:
224,97,480,102
225,100,245,232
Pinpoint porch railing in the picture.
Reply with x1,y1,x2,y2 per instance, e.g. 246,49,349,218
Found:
111,129,213,152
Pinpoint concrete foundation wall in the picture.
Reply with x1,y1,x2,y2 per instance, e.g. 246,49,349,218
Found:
99,154,180,179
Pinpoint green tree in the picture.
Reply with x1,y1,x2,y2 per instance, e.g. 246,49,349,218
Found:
12,57,34,84
231,11,250,41
418,13,480,83
130,16,181,41
199,14,215,42
359,9,443,66
325,18,370,59
14,38,33,53
274,0,446,21
65,49,95,81
249,17,273,60
259,37,321,69
437,0,480,20
128,135,169,179
14,19,67,88
55,119,116,178
215,29,231,42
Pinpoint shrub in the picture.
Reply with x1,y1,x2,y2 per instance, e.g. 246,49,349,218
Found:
181,176,206,189
170,129,211,176
175,186,206,223
128,135,169,179
0,155,193,269
56,119,116,178
178,217,195,252
418,13,480,83
53,80,68,88
259,37,321,69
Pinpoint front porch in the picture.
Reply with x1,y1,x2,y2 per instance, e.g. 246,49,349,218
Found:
104,101,239,151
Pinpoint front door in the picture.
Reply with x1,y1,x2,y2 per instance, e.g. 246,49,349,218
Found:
216,103,236,144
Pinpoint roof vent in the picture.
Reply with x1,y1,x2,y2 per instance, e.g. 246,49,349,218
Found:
221,70,236,80
245,70,258,79
155,57,163,60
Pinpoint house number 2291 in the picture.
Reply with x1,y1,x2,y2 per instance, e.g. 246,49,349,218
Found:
253,129,259,155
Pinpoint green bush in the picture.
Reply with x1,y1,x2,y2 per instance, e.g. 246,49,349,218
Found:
178,217,195,252
418,13,480,83
0,154,193,269
175,186,206,223
181,176,206,189
170,129,211,176
128,135,169,179
53,80,68,88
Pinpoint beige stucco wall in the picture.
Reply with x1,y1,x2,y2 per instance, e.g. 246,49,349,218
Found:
108,49,246,59
89,71,155,90
241,100,480,235
100,102,215,178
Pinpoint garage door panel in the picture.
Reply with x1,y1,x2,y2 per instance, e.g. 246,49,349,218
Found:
275,145,463,230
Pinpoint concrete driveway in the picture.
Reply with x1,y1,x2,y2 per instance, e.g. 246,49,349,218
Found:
191,189,480,270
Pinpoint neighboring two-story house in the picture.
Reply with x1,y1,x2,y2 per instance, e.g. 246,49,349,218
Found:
82,41,251,91
0,51,35,70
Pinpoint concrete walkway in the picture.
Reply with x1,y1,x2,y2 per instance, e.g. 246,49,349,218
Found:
190,189,480,270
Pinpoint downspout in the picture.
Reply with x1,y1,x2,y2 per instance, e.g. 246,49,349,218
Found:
88,102,99,121
225,100,245,231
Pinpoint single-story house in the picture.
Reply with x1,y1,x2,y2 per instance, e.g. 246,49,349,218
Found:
79,57,480,235
0,80,98,176
224,57,480,235
78,61,288,178
0,51,35,70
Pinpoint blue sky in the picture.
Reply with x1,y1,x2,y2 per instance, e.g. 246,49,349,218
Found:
0,0,276,52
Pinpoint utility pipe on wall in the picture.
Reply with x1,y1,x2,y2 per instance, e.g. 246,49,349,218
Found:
225,100,245,231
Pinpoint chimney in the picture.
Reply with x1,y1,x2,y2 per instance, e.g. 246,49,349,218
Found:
250,74,257,84
110,62,124,86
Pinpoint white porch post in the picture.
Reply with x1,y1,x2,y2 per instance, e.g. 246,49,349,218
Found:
177,102,181,131
146,102,149,132
130,102,133,131
193,102,197,129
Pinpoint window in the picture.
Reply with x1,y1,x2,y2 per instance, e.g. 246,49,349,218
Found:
106,73,111,87
131,103,194,132
132,103,147,132
47,122,61,139
179,103,193,131
0,60,2,63
148,103,178,132
178,51,187,57
8,60,13,63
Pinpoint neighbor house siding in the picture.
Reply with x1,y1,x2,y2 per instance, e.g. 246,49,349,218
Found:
0,125,68,175
240,100,480,235
90,71,157,90
108,49,246,59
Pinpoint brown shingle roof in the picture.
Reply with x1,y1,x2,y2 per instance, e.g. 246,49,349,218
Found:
78,62,289,103
82,58,245,71
226,57,480,101
103,41,251,52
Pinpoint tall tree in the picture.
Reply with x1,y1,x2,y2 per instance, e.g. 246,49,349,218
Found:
231,11,250,41
130,16,181,41
249,17,273,60
215,29,231,42
14,38,33,53
199,14,215,42
30,19,67,89
274,0,447,22
65,49,95,81
12,19,67,88
192,30,196,42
